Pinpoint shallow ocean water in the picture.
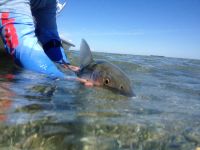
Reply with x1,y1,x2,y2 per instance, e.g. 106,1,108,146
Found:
0,50,200,150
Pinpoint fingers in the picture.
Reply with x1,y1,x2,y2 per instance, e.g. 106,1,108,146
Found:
61,63,93,87
84,81,94,87
76,77,94,87
61,63,80,72
76,77,88,83
68,65,80,72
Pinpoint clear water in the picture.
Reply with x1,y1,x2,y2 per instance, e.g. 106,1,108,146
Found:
0,51,200,150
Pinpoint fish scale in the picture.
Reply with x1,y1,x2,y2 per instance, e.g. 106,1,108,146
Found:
77,39,134,97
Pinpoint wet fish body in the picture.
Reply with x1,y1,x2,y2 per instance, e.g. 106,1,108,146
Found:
77,39,134,97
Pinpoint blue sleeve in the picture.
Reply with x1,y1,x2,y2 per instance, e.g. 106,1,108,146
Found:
0,11,65,78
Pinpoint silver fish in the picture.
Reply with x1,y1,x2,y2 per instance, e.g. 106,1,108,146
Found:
77,39,135,97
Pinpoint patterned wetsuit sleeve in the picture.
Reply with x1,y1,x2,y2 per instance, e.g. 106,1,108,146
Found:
0,1,65,77
31,0,70,64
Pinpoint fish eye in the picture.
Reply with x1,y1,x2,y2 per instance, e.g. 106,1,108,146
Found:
104,78,110,85
120,85,124,90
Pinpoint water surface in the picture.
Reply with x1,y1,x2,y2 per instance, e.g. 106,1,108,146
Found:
0,51,200,150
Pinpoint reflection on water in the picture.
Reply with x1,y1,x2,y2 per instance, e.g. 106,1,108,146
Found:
0,84,14,122
0,51,200,150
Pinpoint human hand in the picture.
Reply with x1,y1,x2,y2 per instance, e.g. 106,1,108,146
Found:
62,64,80,72
76,77,94,87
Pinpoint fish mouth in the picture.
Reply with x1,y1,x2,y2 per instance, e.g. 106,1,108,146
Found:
118,85,135,97
123,90,136,97
105,86,135,97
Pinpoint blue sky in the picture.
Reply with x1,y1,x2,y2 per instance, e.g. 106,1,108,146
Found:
57,0,200,59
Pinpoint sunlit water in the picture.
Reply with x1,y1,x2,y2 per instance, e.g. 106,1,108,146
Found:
0,51,200,150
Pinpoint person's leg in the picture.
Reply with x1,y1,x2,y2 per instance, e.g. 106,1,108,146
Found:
31,0,70,64
0,1,65,77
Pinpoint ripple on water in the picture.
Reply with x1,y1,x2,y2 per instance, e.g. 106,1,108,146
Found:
0,51,200,150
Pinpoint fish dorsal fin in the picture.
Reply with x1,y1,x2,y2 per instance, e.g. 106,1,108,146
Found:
80,39,94,68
